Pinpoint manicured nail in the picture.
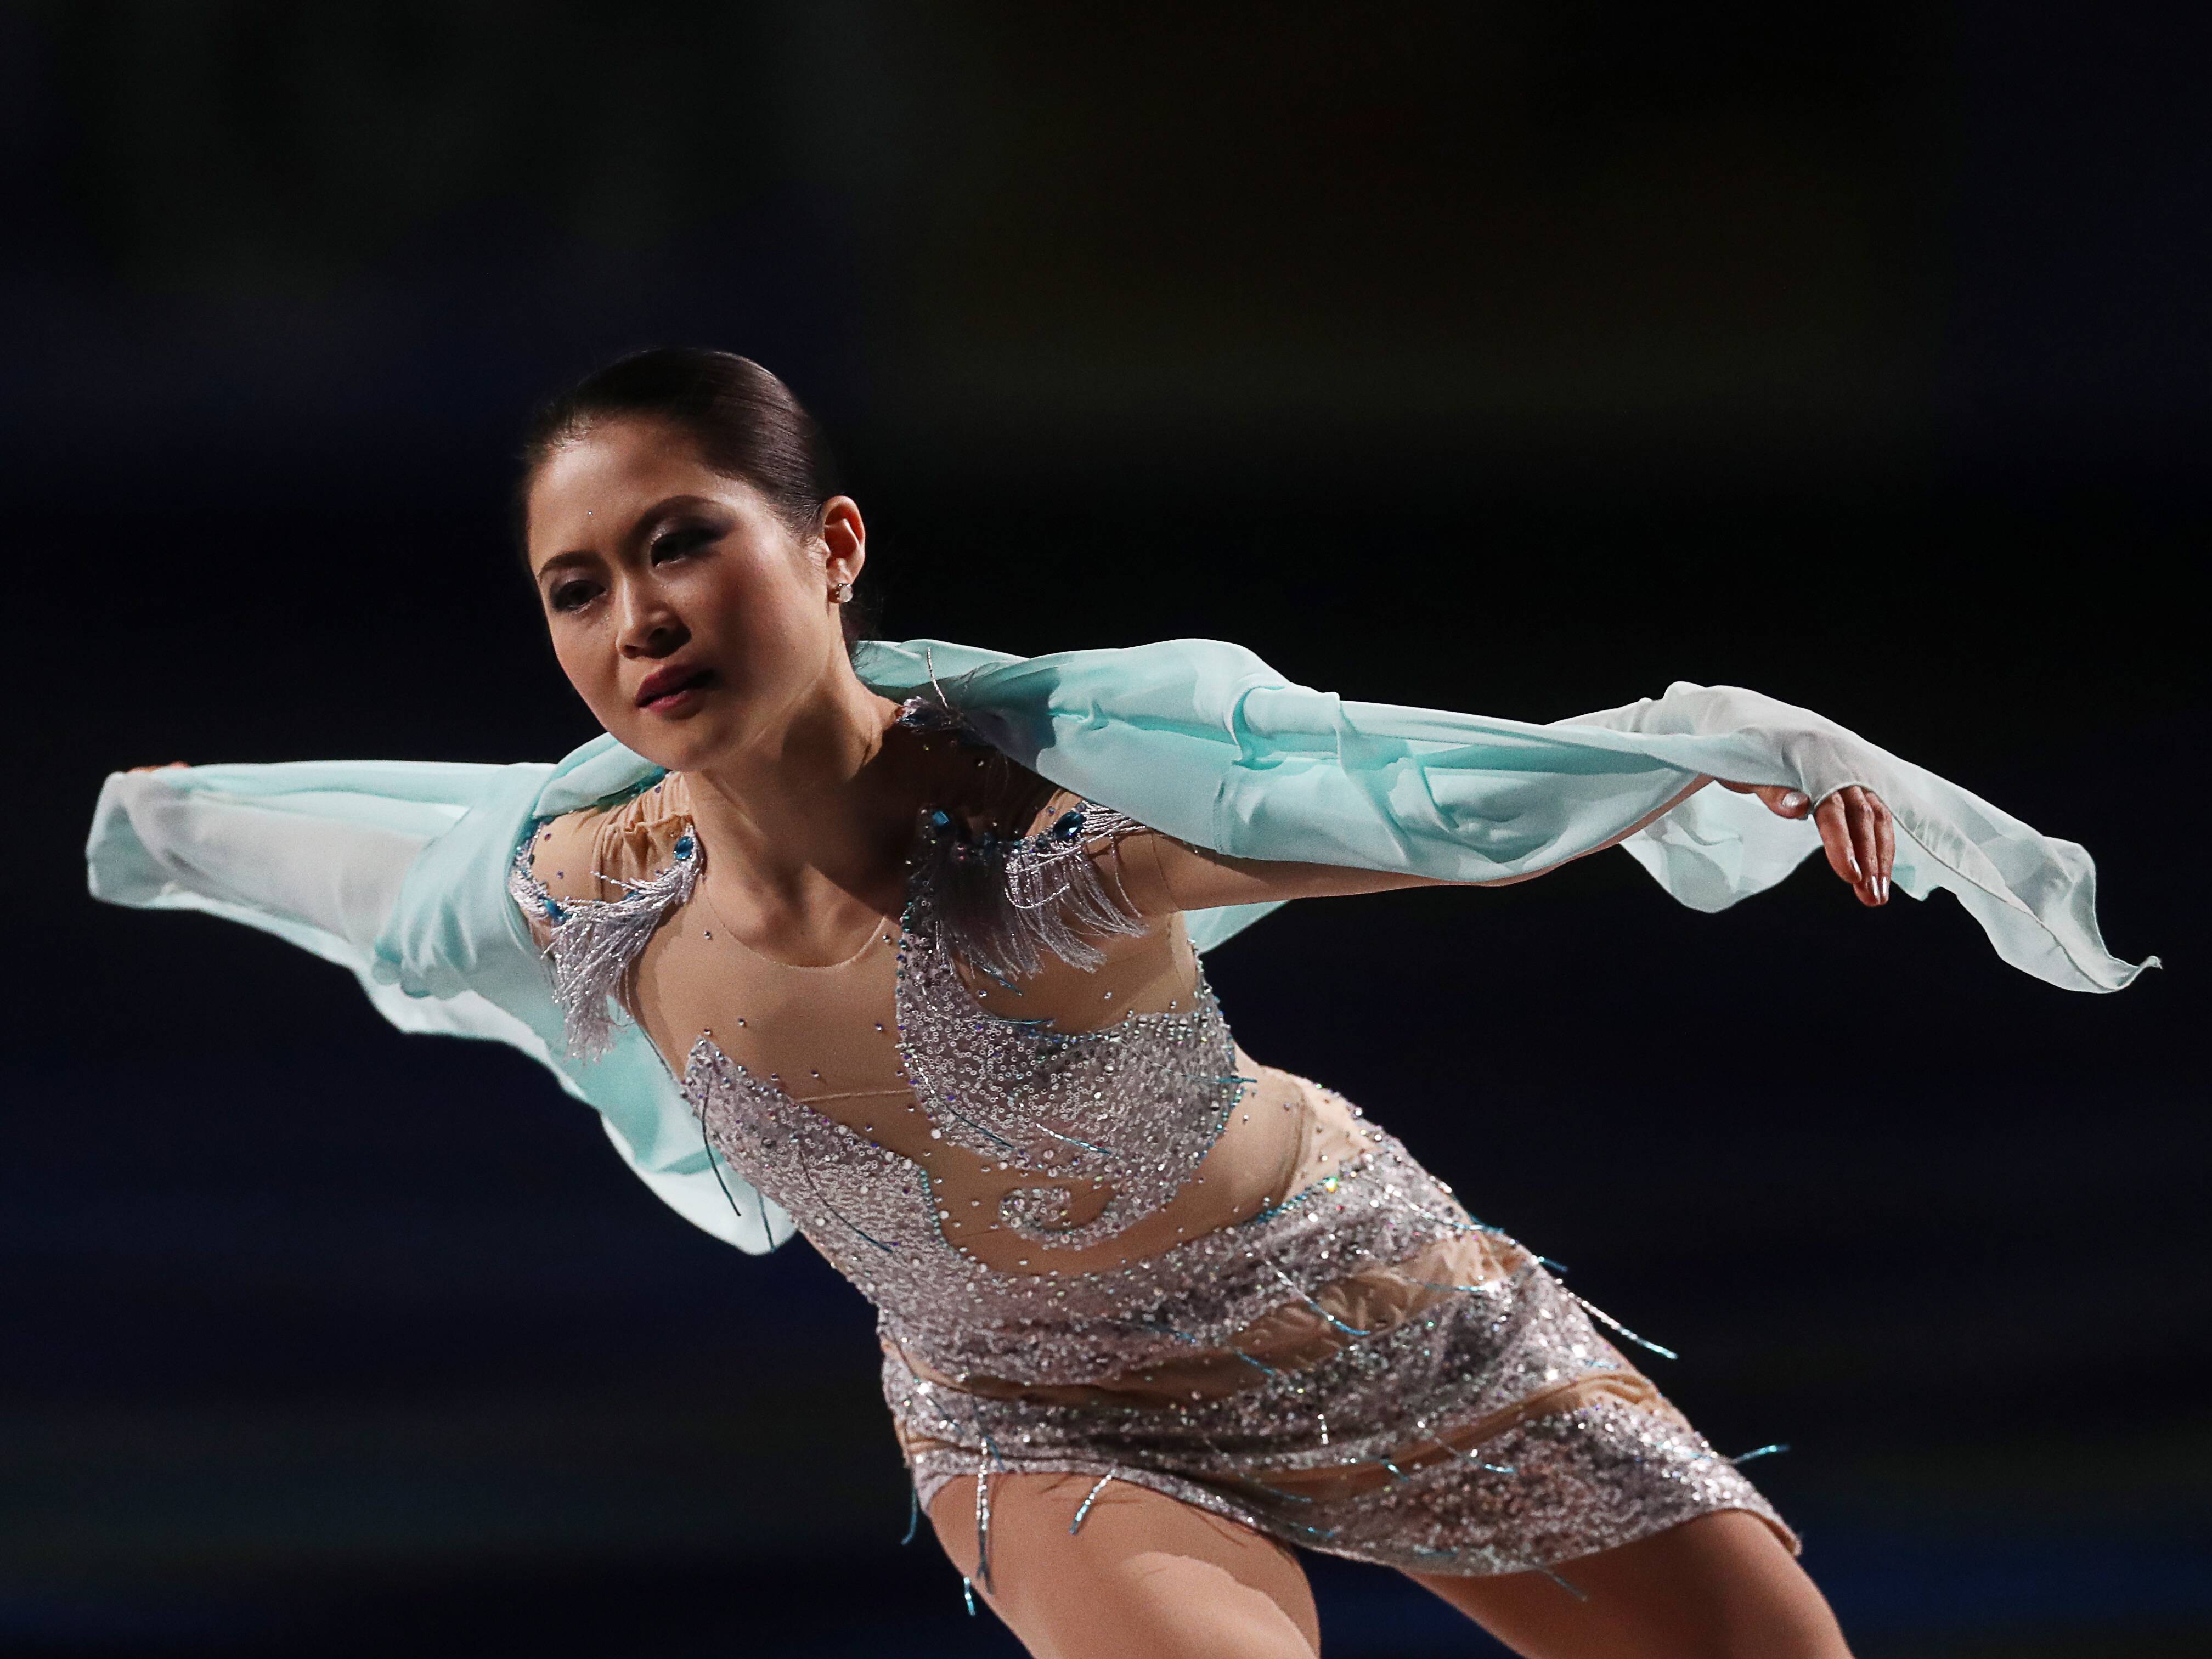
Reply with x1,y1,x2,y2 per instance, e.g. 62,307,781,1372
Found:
1877,876,1890,903
1781,791,1808,811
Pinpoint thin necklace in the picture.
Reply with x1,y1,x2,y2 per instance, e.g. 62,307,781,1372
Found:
697,868,896,973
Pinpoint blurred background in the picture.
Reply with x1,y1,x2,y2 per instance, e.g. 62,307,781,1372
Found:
5,3,2204,1654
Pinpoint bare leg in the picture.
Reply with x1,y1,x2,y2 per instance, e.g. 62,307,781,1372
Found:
1409,1510,1853,1659
928,1472,1322,1659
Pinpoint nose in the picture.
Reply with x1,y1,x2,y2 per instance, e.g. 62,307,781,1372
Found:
615,579,689,660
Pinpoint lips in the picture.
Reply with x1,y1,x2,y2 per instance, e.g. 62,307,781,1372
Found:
634,663,714,709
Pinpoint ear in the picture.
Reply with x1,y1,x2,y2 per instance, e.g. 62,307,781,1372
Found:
820,496,867,585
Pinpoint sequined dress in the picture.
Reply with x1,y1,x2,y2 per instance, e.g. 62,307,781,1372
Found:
509,716,1793,1581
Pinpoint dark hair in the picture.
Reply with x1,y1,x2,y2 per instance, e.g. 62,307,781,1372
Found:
518,348,877,650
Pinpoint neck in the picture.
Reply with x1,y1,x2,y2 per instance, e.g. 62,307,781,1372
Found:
682,657,913,918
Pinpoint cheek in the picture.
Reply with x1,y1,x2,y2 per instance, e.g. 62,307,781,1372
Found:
549,623,625,714
700,554,827,667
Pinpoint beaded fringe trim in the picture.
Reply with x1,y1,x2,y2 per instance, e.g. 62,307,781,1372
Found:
507,830,700,1060
895,691,1153,981
917,801,1150,982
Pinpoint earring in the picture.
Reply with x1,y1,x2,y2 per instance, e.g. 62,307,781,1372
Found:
830,580,854,604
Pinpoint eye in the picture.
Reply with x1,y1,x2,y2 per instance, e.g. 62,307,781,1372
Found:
650,524,716,563
548,579,601,613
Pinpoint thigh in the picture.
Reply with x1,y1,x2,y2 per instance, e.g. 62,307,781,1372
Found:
928,1471,1322,1659
1409,1510,1853,1659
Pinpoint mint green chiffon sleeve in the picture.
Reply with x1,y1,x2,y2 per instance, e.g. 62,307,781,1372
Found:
86,636,2154,1255
84,759,795,1254
852,639,2153,992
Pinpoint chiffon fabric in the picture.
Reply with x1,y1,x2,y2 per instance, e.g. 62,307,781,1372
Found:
85,636,2152,1251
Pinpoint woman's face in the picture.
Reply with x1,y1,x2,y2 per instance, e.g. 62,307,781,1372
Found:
524,416,864,772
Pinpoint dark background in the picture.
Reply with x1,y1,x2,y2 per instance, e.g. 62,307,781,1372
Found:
5,4,2204,1655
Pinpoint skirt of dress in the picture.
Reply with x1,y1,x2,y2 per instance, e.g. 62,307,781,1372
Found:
884,1102,1795,1579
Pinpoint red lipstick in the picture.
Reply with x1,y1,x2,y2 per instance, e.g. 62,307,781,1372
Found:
634,662,714,714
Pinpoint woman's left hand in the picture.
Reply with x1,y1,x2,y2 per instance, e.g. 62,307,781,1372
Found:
1718,780,1895,906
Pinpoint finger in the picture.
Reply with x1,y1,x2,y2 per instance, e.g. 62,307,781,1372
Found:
1872,792,1895,891
1844,786,1883,905
1754,783,1812,819
1714,780,1809,816
1815,794,1860,885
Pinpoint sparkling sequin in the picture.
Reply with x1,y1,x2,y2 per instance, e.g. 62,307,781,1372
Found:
896,874,1243,1250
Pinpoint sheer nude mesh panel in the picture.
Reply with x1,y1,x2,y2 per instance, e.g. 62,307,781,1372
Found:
517,769,1327,1278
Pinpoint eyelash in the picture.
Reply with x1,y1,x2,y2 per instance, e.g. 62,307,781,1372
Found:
651,526,713,562
549,582,598,613
548,527,714,613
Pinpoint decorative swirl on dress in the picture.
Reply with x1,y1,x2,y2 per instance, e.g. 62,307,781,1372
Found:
894,876,1248,1251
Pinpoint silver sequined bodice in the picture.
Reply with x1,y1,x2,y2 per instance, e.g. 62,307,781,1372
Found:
884,879,1246,1249
680,872,1460,1385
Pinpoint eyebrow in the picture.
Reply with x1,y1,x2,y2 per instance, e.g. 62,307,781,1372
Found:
534,549,597,583
534,494,724,583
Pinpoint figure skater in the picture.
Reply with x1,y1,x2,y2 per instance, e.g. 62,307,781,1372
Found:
91,349,2149,1659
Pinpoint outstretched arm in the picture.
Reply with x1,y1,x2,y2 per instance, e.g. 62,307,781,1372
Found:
92,752,560,1027
1101,778,1897,919
104,760,452,957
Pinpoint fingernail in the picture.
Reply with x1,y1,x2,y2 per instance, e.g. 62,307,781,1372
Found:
1878,876,1890,903
1781,791,1807,811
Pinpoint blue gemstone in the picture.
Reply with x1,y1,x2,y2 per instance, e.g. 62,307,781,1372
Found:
674,833,695,858
1051,809,1086,841
928,809,952,830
